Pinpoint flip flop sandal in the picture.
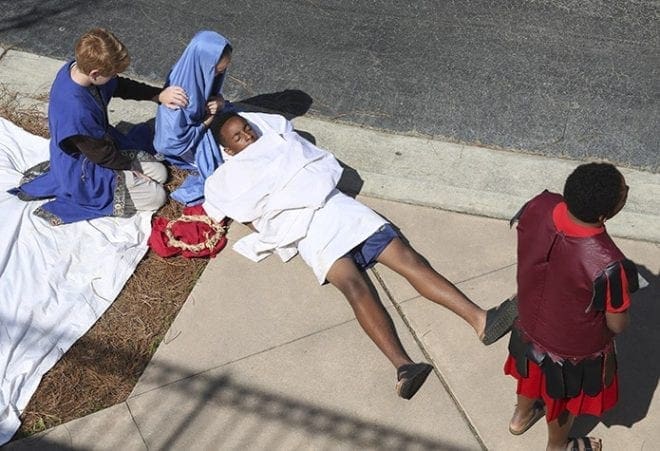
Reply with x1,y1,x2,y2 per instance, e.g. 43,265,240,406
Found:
567,436,602,451
396,363,433,400
509,402,545,435
481,296,518,345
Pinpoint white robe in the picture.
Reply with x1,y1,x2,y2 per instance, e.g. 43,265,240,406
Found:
203,113,386,283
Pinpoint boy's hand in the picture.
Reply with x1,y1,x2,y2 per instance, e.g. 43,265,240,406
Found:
159,86,188,109
206,95,225,115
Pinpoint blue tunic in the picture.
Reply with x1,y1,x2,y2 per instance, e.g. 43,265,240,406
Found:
13,61,152,224
153,30,235,205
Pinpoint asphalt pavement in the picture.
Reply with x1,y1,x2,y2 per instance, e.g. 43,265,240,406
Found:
0,1,657,171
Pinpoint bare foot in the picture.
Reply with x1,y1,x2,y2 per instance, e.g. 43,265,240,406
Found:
475,310,486,340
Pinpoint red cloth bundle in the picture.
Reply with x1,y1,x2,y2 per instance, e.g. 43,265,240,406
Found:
148,205,229,258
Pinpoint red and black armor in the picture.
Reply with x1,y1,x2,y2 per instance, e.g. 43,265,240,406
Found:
508,191,638,399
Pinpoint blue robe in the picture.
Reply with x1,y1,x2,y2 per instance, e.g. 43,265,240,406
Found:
11,61,153,224
153,30,235,205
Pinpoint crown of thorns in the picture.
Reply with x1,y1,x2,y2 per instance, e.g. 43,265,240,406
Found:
164,214,228,253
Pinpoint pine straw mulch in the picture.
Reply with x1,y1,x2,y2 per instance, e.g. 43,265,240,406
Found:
1,86,209,439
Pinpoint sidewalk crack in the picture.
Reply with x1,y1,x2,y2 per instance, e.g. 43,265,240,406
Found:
371,267,489,451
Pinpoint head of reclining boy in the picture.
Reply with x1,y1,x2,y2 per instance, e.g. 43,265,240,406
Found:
215,112,258,156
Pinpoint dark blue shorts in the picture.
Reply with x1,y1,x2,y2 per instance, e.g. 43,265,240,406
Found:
346,223,399,270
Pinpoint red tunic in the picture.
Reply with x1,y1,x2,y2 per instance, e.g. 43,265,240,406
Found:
515,191,632,358
505,191,637,421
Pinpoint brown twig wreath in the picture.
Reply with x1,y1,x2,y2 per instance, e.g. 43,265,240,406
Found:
164,214,228,253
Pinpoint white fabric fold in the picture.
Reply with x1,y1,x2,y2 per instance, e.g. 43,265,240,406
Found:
204,119,343,263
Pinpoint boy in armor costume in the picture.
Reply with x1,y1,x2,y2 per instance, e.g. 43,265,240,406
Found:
505,162,638,451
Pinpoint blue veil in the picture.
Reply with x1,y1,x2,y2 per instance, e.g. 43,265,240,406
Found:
154,30,234,205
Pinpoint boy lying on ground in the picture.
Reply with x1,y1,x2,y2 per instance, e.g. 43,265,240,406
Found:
203,111,517,400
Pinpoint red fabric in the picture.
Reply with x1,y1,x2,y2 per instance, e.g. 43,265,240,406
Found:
148,205,228,258
504,355,619,422
552,201,604,237
606,265,632,313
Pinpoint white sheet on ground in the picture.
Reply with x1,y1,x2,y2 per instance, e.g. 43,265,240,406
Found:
0,118,152,444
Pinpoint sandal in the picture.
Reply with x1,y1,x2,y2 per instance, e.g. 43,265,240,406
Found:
396,363,433,400
567,436,602,451
508,401,545,435
481,296,518,345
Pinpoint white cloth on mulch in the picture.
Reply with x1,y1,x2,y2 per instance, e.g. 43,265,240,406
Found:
0,117,151,444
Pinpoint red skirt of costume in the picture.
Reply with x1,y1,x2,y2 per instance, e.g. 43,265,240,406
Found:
504,354,619,422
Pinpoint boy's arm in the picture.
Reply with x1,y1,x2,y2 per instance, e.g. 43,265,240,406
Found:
113,76,161,101
114,77,187,108
605,311,629,334
63,135,135,171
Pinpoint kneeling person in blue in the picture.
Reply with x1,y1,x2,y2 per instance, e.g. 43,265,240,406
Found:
10,28,187,225
153,30,236,206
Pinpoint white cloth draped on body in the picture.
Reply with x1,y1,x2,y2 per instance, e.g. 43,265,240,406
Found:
0,118,152,444
203,112,386,283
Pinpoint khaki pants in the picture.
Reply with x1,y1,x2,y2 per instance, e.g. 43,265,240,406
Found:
123,161,167,212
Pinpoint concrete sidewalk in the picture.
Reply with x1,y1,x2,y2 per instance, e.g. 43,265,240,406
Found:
2,49,659,450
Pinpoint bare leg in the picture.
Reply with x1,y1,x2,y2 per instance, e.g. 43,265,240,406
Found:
547,411,574,451
376,238,487,338
326,256,413,369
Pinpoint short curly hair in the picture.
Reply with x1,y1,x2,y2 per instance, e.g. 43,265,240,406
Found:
75,28,129,76
214,111,242,146
563,162,624,223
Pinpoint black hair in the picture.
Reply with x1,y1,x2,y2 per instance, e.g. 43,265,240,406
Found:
563,162,624,223
220,44,232,59
214,111,241,146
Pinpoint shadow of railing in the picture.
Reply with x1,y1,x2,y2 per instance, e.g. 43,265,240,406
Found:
7,354,473,451
144,369,469,450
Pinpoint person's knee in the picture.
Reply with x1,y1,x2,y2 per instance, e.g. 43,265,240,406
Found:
149,184,167,210
327,259,372,301
138,184,166,211
397,244,429,269
338,275,372,304
141,161,168,184
130,180,166,211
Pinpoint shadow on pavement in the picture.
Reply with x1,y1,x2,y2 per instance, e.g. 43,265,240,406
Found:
145,371,467,451
572,264,659,435
8,356,470,451
235,89,313,121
